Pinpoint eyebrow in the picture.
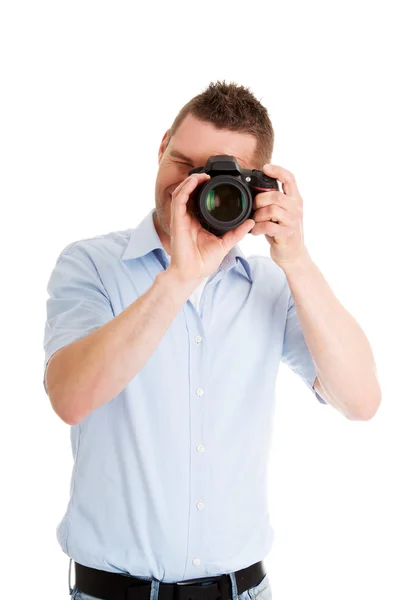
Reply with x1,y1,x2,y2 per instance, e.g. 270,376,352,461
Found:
169,149,248,169
169,149,195,164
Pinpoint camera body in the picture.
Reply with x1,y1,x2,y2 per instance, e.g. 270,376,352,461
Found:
188,155,279,237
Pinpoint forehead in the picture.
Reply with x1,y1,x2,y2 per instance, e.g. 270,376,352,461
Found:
170,114,257,168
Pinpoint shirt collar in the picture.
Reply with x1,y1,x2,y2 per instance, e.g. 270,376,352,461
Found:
121,208,253,283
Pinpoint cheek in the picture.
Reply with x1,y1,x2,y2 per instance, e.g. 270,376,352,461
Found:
155,171,171,199
162,164,188,191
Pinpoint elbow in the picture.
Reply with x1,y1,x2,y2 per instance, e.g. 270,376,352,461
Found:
50,394,77,426
48,386,81,426
62,413,78,427
358,396,382,421
348,391,382,421
46,361,82,426
360,382,383,420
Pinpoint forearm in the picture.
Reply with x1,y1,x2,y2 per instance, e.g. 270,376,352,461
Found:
282,251,381,420
51,268,198,426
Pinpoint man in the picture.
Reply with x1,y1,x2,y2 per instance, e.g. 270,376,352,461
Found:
43,81,381,600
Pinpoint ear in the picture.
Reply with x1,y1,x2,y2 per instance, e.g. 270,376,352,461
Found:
158,130,170,165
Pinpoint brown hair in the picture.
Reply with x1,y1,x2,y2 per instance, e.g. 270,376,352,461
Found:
166,80,274,169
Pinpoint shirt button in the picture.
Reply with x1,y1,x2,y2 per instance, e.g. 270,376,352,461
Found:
195,335,202,344
197,444,205,453
196,388,204,397
196,501,205,510
193,558,201,567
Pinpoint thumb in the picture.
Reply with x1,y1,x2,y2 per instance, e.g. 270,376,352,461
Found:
220,219,255,253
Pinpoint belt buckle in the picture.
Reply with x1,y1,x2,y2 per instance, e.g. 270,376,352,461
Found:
175,576,223,600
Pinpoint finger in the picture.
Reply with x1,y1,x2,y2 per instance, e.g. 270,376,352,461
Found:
220,219,255,253
262,164,300,198
172,173,210,200
253,190,289,211
253,205,291,226
172,177,198,226
251,220,294,237
171,174,210,224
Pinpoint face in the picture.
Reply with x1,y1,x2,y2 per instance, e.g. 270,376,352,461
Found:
153,113,257,256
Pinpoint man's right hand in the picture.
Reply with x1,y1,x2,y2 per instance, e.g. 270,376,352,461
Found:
168,173,255,286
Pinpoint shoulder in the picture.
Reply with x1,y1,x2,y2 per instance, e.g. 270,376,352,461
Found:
55,228,132,266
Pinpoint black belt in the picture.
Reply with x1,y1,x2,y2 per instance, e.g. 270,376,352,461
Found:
73,560,267,600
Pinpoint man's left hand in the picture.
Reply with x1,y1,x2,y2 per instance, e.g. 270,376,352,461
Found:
250,163,310,269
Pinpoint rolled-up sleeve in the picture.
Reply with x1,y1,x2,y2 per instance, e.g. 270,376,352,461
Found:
281,290,327,404
43,242,115,395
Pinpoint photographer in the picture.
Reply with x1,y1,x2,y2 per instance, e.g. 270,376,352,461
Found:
43,81,381,600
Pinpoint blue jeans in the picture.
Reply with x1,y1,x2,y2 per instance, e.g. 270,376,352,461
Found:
70,570,272,600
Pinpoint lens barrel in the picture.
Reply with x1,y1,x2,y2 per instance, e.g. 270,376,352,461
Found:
194,175,253,237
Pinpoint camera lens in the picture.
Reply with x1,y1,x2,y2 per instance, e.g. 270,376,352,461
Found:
205,184,246,223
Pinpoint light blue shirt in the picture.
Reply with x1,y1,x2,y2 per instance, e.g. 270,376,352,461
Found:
43,207,326,584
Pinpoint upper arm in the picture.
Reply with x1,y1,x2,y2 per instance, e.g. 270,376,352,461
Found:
281,290,328,405
43,243,114,406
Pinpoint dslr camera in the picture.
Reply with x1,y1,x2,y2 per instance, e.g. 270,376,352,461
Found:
188,155,280,237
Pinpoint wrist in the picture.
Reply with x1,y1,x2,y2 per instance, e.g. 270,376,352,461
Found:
158,267,201,296
279,250,314,276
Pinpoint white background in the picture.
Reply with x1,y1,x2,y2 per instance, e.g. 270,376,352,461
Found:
1,1,399,599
